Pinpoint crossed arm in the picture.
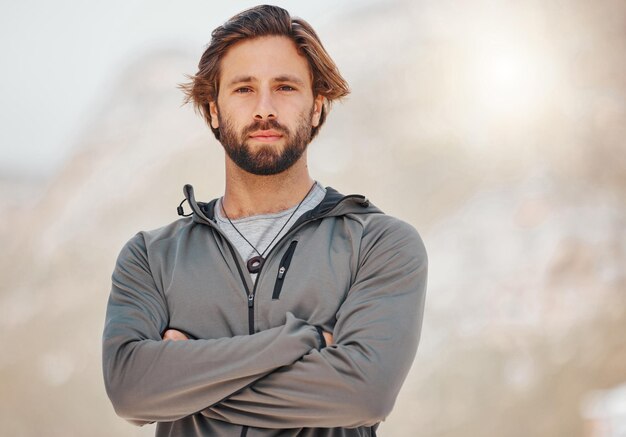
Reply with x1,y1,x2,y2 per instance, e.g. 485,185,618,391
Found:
103,221,427,428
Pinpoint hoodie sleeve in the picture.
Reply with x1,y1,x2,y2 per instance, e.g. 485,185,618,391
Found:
102,232,322,425
201,218,428,428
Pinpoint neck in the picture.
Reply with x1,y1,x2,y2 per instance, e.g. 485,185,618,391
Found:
222,155,315,219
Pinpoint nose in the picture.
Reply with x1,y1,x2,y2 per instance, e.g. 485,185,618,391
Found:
253,89,277,120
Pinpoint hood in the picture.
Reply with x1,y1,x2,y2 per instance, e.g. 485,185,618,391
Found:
177,184,383,227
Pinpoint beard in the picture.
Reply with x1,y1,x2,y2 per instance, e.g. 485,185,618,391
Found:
217,107,314,176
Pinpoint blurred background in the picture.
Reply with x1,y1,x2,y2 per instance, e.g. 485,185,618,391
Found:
1,0,625,435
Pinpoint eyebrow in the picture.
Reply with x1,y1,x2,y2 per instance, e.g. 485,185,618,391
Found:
227,76,254,87
273,75,306,86
226,75,306,87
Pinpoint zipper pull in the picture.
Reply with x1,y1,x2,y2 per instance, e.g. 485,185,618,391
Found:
277,266,286,279
248,293,254,308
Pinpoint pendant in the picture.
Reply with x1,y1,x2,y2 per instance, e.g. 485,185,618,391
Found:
247,256,264,274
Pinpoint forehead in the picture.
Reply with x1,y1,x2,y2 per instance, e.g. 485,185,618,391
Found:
218,36,313,86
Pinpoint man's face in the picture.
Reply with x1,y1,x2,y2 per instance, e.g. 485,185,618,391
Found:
209,36,324,175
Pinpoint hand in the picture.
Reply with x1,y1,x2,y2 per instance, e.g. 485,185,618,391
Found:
322,331,333,346
162,329,189,341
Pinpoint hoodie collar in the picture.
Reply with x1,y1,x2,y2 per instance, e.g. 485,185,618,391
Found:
179,184,382,226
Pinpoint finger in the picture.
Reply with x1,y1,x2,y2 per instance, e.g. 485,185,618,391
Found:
163,329,189,341
322,331,334,346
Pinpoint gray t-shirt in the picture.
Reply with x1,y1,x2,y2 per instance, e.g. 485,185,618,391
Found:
214,182,326,280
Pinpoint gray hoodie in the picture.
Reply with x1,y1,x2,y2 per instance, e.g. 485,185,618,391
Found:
102,185,428,436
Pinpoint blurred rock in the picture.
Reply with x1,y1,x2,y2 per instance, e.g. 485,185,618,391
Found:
1,1,626,436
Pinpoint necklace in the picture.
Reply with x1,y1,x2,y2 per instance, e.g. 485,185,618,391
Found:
222,182,316,274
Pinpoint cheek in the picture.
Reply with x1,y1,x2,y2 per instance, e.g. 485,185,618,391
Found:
226,101,256,124
217,103,246,129
282,99,315,124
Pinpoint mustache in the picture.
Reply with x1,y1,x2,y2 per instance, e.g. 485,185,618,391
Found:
242,119,290,137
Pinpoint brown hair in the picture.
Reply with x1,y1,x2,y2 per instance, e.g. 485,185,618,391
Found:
180,4,350,140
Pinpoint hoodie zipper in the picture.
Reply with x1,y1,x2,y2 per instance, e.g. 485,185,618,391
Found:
272,240,298,299
223,243,255,334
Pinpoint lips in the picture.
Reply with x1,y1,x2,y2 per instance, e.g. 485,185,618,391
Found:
249,130,283,142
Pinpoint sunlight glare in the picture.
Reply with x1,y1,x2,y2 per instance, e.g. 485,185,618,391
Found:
470,39,556,121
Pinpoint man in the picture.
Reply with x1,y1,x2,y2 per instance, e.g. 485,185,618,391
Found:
102,5,427,437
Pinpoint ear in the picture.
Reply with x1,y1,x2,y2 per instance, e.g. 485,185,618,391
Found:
209,101,219,129
311,95,324,127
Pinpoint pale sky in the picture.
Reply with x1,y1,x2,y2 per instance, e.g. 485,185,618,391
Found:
0,0,377,179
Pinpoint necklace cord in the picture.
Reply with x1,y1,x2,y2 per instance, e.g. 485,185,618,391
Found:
222,182,317,259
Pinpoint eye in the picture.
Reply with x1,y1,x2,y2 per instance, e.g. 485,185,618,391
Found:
234,87,252,94
278,85,295,92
